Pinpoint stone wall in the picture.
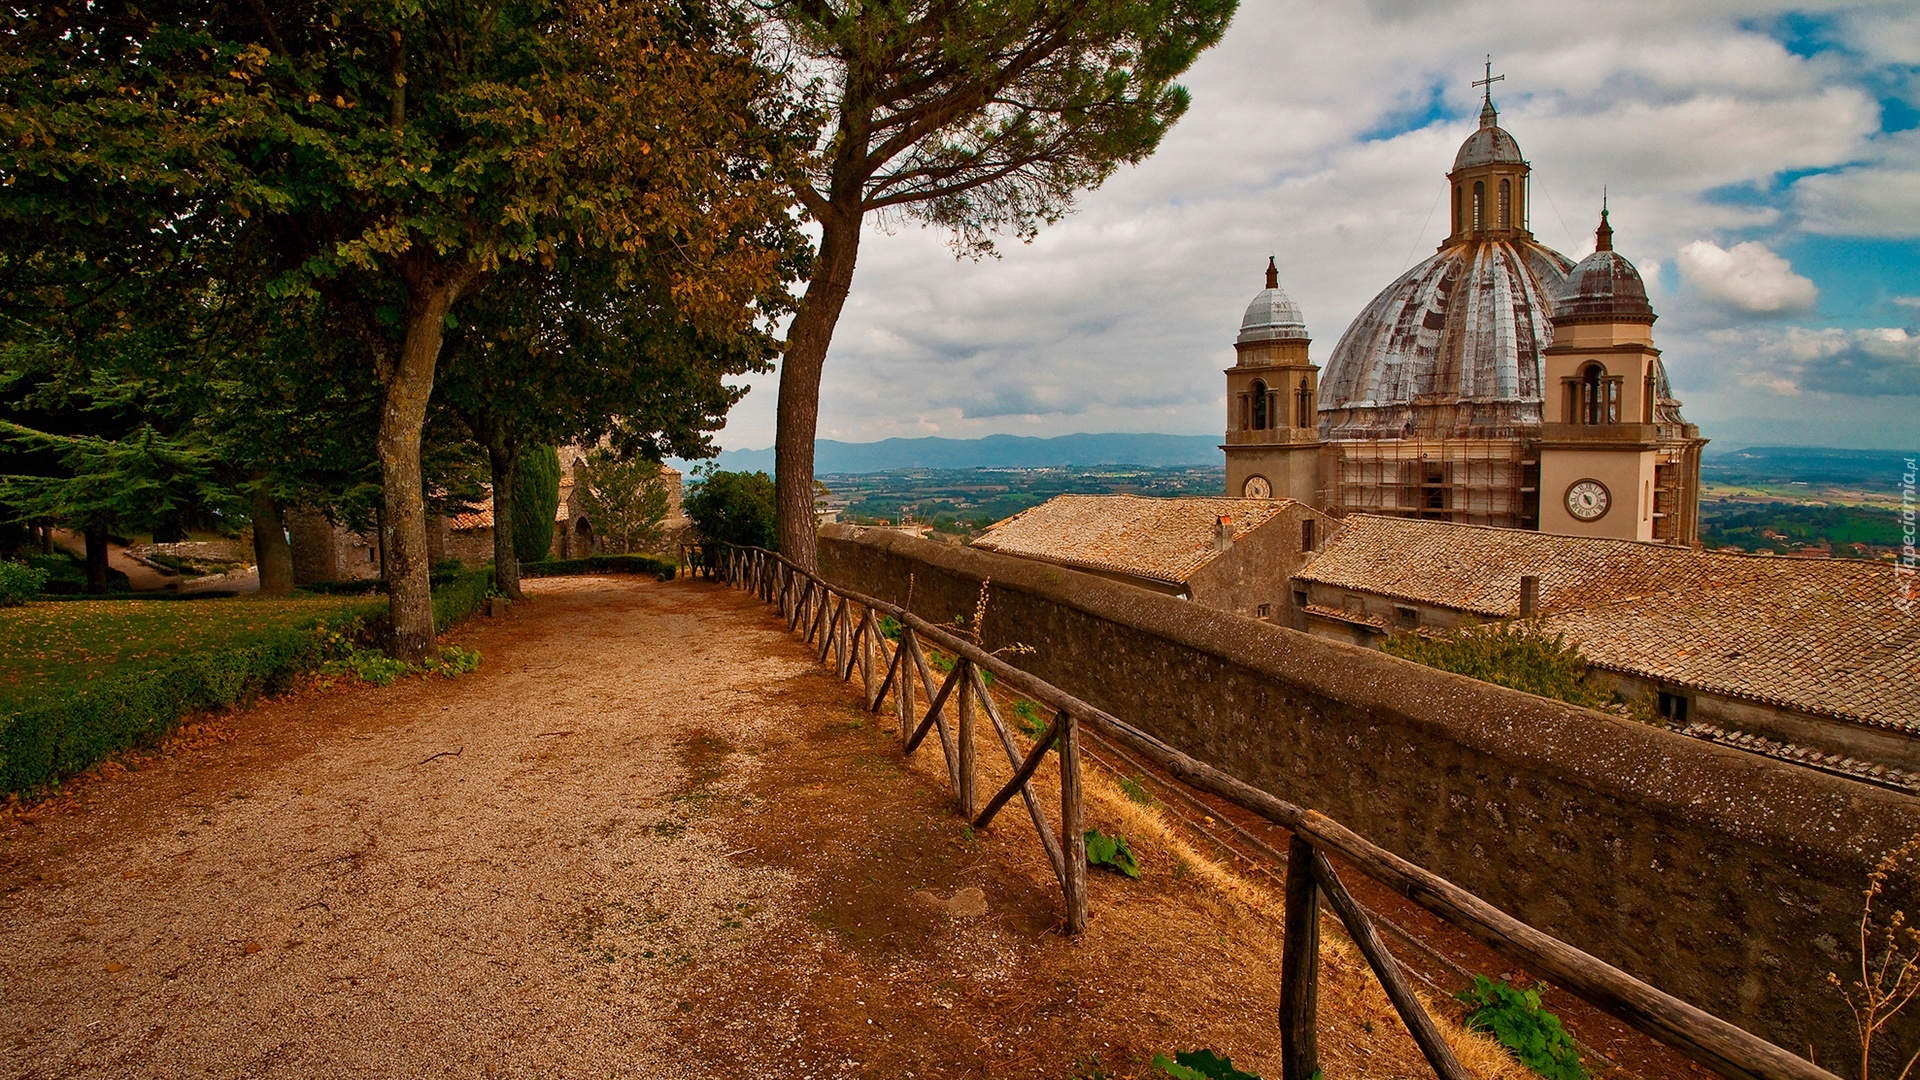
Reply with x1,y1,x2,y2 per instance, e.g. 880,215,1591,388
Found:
817,523,1920,1073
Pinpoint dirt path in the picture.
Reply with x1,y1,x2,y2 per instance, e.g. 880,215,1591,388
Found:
0,577,1518,1080
47,529,180,592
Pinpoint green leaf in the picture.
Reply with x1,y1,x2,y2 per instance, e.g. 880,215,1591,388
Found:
1152,1050,1262,1080
1084,828,1141,878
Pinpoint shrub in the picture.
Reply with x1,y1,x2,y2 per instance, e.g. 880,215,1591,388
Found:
683,467,776,551
0,561,48,606
1456,976,1588,1080
1382,619,1615,711
514,445,562,561
431,568,493,633
520,553,677,580
0,606,379,794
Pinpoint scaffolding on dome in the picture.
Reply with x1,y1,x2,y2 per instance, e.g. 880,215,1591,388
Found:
1320,438,1538,530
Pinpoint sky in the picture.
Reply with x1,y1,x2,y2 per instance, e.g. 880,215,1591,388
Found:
716,0,1920,453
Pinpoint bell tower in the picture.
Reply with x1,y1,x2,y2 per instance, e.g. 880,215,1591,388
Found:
1538,208,1668,540
1223,258,1321,504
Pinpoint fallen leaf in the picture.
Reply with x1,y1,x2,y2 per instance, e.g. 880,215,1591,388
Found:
105,961,127,973
243,940,262,955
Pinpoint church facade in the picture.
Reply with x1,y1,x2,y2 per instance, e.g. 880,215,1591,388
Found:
1224,90,1706,545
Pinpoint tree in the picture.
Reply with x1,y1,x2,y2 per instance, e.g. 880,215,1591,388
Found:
514,446,562,564
576,451,671,554
764,0,1237,567
2,2,805,658
435,234,795,600
684,468,777,551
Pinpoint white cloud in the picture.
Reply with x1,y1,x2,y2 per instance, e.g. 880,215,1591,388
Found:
1695,325,1920,398
1674,240,1819,313
1792,130,1920,237
710,0,1917,453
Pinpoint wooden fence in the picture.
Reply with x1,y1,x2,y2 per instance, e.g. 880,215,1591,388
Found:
682,542,1842,1080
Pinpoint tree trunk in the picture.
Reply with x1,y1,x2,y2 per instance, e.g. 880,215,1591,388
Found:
39,522,54,556
380,270,465,662
775,203,864,570
83,529,110,594
487,439,525,601
250,488,294,596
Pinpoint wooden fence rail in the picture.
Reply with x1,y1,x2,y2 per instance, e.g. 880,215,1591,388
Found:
680,542,1840,1080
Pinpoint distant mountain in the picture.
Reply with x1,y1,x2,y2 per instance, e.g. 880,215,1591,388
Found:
712,433,1223,474
1703,445,1914,493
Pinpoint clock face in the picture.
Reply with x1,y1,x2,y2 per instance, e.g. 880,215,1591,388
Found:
1565,479,1611,522
1242,475,1272,499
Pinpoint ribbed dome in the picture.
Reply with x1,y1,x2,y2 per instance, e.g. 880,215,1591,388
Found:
1453,98,1524,171
1237,258,1308,344
1555,211,1654,323
1318,237,1573,439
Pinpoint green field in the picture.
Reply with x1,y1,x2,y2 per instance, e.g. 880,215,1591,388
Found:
0,594,382,713
1698,500,1905,556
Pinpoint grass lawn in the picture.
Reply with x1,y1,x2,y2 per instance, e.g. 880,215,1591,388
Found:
0,594,384,714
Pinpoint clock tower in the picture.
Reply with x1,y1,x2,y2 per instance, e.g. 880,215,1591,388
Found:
1223,258,1322,504
1538,208,1704,542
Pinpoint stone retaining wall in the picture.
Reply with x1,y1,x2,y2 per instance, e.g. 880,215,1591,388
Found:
818,524,1920,1074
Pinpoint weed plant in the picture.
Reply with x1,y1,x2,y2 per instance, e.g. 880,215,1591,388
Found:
1084,828,1140,878
1152,1050,1262,1079
1456,975,1588,1080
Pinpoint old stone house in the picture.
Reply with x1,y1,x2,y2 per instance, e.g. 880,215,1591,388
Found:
970,494,1336,623
1293,514,1920,785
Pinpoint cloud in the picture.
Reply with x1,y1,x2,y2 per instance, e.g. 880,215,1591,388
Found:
1791,130,1920,237
1699,326,1920,398
711,0,1918,453
1674,240,1819,313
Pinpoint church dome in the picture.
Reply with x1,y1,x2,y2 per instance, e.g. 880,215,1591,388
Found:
1318,237,1573,438
1452,98,1524,171
1238,256,1309,344
1554,209,1655,323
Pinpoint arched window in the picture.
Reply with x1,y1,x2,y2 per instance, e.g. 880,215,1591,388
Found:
1473,181,1485,231
1250,379,1269,430
1452,185,1462,235
1579,363,1620,425
1296,378,1312,428
1499,179,1511,228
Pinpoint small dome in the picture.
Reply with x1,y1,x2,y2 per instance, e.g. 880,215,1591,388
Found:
1238,257,1308,344
1555,210,1654,323
1452,98,1524,171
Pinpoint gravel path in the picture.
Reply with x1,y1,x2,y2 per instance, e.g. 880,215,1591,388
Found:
1,576,814,1078
2,576,1492,1080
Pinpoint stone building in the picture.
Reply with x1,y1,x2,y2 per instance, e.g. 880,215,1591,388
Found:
971,494,1335,622
1293,514,1920,785
286,457,687,583
1224,84,1706,544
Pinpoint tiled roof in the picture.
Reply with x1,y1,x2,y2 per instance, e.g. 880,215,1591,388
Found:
1298,515,1920,731
447,508,493,532
972,495,1296,585
1301,603,1387,630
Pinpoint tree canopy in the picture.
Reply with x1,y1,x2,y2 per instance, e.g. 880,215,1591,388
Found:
764,0,1237,566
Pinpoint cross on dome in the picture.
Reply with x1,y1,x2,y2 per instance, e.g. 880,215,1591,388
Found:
1474,56,1505,127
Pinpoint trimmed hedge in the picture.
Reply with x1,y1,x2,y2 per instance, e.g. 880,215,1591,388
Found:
520,553,677,579
0,603,379,794
1,568,495,796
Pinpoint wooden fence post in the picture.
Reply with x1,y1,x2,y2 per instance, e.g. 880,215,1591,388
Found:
1281,835,1321,1080
1060,712,1087,934
898,628,916,747
957,658,976,817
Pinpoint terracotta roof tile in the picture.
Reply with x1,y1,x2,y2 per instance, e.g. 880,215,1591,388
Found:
1298,515,1919,732
973,495,1295,585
